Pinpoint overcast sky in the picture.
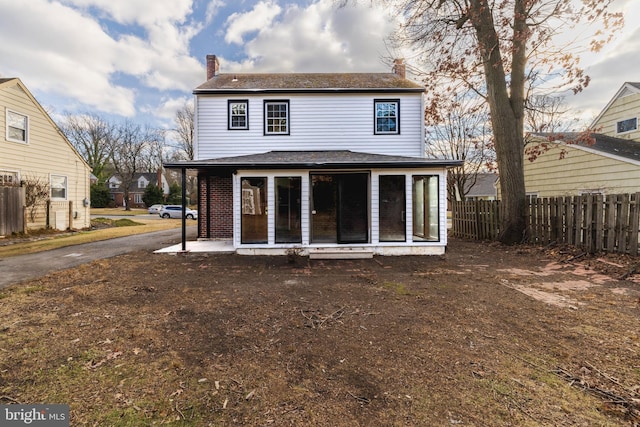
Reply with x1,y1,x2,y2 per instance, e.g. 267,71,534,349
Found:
1,0,638,129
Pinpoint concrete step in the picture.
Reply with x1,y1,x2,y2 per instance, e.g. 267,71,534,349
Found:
308,247,374,260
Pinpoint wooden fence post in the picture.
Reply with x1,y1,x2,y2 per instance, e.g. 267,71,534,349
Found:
630,193,639,256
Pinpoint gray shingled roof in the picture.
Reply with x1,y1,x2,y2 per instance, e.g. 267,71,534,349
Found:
534,132,640,163
465,173,498,197
195,73,424,93
165,150,461,170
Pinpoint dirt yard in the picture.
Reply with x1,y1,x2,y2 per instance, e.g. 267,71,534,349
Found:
1,239,640,426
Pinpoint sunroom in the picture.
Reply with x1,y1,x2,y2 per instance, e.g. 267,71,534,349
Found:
166,150,461,256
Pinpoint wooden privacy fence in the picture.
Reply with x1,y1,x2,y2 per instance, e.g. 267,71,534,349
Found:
0,186,25,236
451,193,640,255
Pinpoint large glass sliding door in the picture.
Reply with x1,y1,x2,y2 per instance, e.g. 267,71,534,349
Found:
379,175,406,241
241,177,267,243
338,174,368,243
412,175,439,241
275,177,302,243
311,173,369,244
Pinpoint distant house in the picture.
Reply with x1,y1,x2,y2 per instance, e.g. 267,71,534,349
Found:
107,171,169,208
0,78,91,232
165,55,461,256
523,82,640,198
457,173,498,201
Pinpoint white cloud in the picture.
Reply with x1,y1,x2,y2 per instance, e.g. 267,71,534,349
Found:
564,0,640,126
0,0,137,116
206,0,226,23
60,0,194,27
220,0,398,73
0,0,206,117
224,1,282,45
148,96,192,123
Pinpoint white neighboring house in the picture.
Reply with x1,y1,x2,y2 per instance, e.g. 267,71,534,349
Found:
165,56,461,256
0,78,91,232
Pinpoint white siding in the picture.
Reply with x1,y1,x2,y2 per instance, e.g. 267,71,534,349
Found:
196,93,424,159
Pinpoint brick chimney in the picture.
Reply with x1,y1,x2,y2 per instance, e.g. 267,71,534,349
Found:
206,54,220,80
393,58,406,79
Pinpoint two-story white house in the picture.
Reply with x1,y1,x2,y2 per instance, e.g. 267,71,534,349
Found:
166,56,460,256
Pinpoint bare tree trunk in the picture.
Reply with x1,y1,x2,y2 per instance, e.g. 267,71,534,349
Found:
471,0,527,244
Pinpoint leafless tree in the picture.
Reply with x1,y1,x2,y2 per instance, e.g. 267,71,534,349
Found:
22,174,50,222
425,91,495,202
59,112,117,182
138,128,168,173
110,121,148,211
344,0,622,244
169,101,197,201
173,101,195,161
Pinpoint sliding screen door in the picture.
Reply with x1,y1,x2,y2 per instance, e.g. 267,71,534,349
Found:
379,175,406,241
275,177,302,243
241,177,267,243
311,173,369,244
412,175,439,241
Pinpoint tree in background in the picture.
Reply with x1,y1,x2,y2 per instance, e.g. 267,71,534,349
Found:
110,120,148,211
60,112,117,183
425,91,494,202
167,182,183,205
170,101,197,203
142,184,165,207
90,183,111,208
345,0,622,244
173,101,195,161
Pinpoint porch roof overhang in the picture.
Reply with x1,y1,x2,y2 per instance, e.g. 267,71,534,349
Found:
164,150,463,174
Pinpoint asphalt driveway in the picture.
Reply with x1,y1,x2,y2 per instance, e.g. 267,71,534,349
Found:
0,226,196,289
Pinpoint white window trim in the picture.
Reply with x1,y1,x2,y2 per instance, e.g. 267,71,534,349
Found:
616,117,637,134
0,169,20,186
228,100,249,130
6,109,29,144
50,174,68,201
264,100,290,135
374,99,400,135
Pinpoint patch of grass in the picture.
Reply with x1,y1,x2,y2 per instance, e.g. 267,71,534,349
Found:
90,208,149,216
17,285,45,295
113,218,143,227
92,217,142,227
383,281,410,295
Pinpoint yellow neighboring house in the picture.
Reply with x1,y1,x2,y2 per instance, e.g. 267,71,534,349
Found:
0,78,91,231
524,82,640,198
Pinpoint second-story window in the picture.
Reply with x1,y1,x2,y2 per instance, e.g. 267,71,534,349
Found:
228,100,249,130
264,100,289,135
374,99,400,135
6,110,28,143
616,117,637,134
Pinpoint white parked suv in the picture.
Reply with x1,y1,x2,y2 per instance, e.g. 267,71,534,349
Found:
158,205,198,219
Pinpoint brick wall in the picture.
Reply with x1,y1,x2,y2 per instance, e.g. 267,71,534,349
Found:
199,175,233,239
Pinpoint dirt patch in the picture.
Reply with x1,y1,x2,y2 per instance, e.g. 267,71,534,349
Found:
1,239,640,425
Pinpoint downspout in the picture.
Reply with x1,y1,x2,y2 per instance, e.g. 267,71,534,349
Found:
181,167,187,251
